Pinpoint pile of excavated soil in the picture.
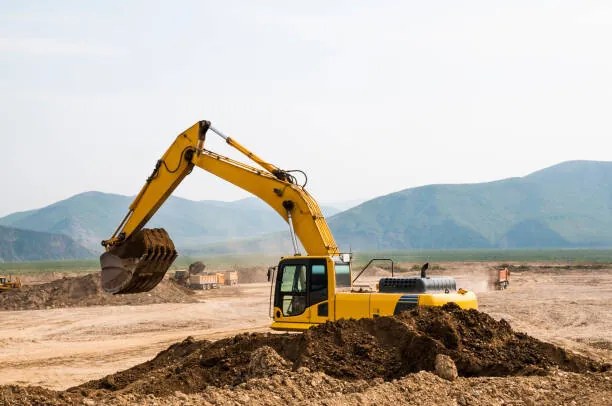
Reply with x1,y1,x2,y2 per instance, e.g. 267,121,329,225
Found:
76,304,607,397
1,305,610,405
0,273,197,310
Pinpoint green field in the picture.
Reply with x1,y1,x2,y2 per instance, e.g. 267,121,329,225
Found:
2,249,612,275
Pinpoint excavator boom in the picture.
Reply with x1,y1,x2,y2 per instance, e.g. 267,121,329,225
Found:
101,121,338,294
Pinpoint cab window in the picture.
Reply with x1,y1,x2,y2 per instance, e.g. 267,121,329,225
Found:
278,264,307,316
309,263,327,306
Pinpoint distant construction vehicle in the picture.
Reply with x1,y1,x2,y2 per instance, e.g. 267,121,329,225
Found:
100,120,477,331
0,275,22,293
189,273,223,290
172,261,206,287
172,270,190,286
173,264,238,290
224,271,238,286
495,268,510,290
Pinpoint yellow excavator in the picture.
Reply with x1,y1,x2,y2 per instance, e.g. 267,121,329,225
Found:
101,120,477,331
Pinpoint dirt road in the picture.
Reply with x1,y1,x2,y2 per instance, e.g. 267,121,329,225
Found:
0,264,610,391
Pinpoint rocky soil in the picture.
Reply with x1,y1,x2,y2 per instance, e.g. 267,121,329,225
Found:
1,304,609,405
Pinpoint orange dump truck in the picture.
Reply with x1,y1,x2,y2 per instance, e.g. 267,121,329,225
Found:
495,268,510,290
189,273,223,290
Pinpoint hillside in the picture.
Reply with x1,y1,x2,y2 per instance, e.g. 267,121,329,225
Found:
0,192,340,253
0,193,295,251
328,160,612,250
0,225,93,262
186,160,612,254
2,160,611,256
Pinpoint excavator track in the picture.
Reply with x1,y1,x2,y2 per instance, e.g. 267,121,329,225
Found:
100,228,177,294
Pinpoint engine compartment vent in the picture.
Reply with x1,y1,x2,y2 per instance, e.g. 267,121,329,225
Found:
378,277,457,294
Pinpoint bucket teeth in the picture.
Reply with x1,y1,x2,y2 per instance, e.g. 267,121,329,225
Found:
100,228,177,294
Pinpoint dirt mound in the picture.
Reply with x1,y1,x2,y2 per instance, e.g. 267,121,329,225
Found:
293,303,606,380
4,370,612,406
232,266,268,283
0,273,197,310
77,304,608,397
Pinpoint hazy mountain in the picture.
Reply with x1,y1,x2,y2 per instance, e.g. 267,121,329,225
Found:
321,198,368,211
231,197,341,218
3,160,611,258
0,225,93,262
187,160,612,254
0,193,292,251
328,160,612,250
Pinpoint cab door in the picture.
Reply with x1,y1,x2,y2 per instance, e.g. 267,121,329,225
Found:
274,261,310,323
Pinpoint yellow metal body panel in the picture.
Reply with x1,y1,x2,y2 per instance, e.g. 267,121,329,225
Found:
335,292,372,320
419,291,478,310
270,321,315,331
309,301,331,325
270,305,311,328
369,292,404,317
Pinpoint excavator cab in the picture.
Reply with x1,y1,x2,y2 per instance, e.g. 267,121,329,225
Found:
274,258,329,318
271,257,329,330
270,256,353,330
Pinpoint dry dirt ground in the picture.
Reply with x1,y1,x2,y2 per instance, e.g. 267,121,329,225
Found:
0,262,610,405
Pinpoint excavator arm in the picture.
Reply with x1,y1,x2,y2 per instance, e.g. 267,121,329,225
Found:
100,120,339,294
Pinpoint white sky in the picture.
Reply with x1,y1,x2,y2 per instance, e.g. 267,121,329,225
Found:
1,1,611,216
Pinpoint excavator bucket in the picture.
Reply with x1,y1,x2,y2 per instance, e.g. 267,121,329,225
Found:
100,228,177,294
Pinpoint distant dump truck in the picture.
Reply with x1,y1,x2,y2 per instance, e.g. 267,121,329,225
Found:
224,271,238,286
189,273,223,290
495,268,510,290
173,262,208,287
173,268,238,289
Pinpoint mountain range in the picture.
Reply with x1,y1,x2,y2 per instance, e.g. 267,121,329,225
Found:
189,160,612,254
0,225,93,262
328,160,612,250
0,160,610,261
0,193,341,253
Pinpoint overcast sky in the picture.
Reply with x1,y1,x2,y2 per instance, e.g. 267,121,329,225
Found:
1,1,611,216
